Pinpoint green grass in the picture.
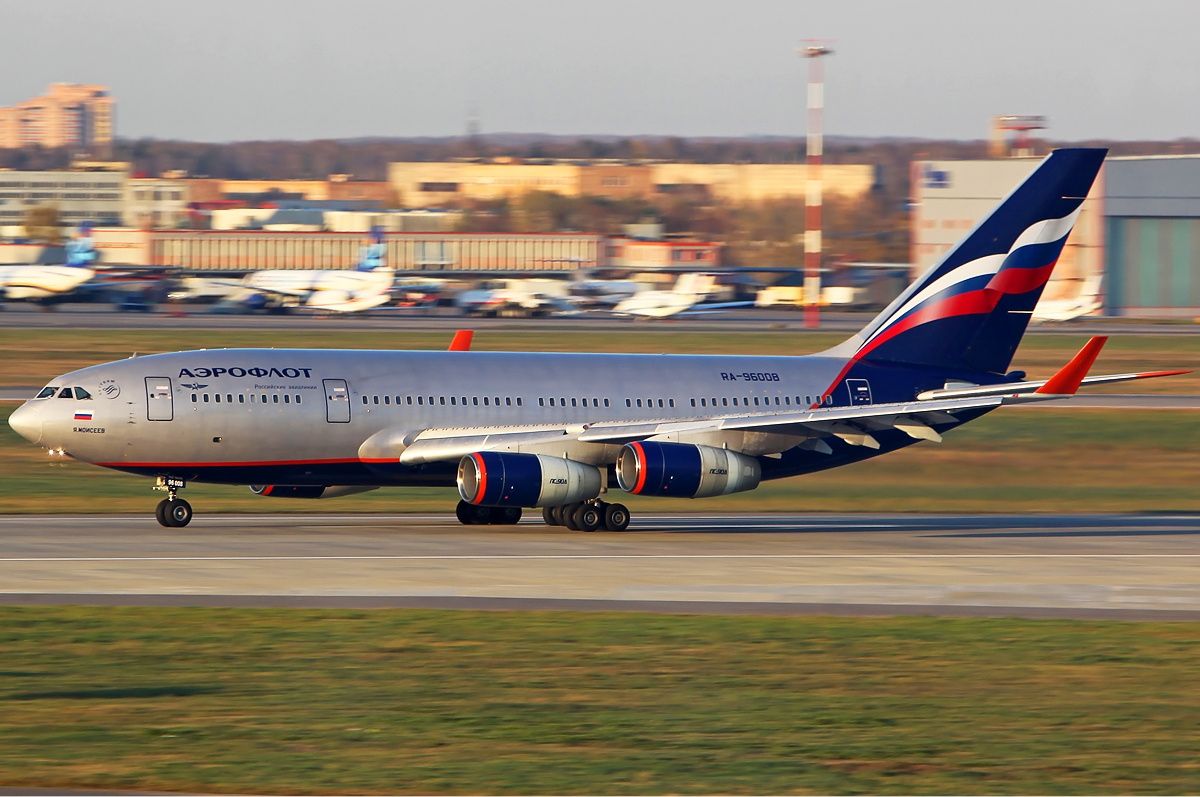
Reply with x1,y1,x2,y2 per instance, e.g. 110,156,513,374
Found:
0,607,1197,794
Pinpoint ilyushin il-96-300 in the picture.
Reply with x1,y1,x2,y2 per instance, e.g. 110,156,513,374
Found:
8,149,1187,530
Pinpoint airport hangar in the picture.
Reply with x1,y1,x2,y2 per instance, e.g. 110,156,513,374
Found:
913,154,1200,318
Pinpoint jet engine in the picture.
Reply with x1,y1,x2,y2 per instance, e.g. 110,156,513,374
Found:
249,485,378,499
457,452,602,508
616,441,761,498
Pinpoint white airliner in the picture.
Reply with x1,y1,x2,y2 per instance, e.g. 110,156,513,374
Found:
202,228,394,313
6,150,1189,532
1031,274,1104,322
612,272,752,318
0,223,99,302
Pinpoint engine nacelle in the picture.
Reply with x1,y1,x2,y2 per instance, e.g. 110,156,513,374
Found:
457,452,602,508
249,485,378,499
616,441,761,498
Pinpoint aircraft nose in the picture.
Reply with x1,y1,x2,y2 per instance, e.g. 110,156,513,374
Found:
8,403,42,445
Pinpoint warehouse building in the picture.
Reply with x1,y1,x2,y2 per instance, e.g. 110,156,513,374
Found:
88,228,608,273
389,158,877,208
0,165,127,233
911,154,1200,318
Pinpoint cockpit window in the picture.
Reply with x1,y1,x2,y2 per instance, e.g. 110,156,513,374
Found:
74,387,92,400
35,387,57,399
57,388,74,399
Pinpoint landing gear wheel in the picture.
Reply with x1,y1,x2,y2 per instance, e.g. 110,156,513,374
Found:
561,503,581,531
497,507,522,525
553,505,571,527
603,503,631,532
542,507,560,526
159,498,192,528
574,503,603,532
456,500,482,525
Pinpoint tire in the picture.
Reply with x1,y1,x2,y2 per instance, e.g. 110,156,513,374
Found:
165,498,192,528
455,500,477,525
542,507,559,526
561,503,581,531
574,503,602,532
155,499,171,527
604,503,631,532
498,506,522,525
551,505,569,526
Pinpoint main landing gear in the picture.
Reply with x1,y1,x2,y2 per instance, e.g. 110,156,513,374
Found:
455,500,523,526
542,500,630,532
153,476,193,528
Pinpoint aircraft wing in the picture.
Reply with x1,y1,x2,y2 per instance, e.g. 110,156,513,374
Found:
372,336,1188,464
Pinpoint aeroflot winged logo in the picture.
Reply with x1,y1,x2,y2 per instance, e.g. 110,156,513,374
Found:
178,367,315,379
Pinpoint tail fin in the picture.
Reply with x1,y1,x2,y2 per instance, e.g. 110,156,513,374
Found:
355,225,387,272
834,148,1106,375
64,221,98,268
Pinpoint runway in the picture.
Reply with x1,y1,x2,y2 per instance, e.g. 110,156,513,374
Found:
1,512,1198,620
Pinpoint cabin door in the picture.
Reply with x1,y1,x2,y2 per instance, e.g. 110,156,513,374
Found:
323,379,351,423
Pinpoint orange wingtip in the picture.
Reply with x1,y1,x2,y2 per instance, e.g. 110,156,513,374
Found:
1035,335,1108,395
1131,369,1192,379
448,330,474,352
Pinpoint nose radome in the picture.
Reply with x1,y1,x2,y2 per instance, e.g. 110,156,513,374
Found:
8,403,42,445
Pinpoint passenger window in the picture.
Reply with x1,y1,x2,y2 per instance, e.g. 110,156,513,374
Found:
494,397,501,406
74,387,92,400
785,396,791,405
754,397,760,406
227,394,233,403
284,394,291,404
603,399,609,408
636,399,642,408
238,394,245,404
473,397,479,406
296,395,302,404
690,399,696,407
215,394,221,404
439,397,446,406
461,396,467,406
191,394,197,403
505,397,512,407
732,398,738,406
539,398,545,407
373,396,379,405
273,394,280,404
362,396,368,405
384,396,390,405
203,394,210,403
626,399,632,407
516,398,523,406
417,396,423,405
35,387,56,399
668,399,675,408
571,398,577,407
406,396,413,405
722,398,729,407
451,397,457,406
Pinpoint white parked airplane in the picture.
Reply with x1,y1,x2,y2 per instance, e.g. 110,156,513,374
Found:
0,223,99,303
1031,274,1103,322
612,272,752,318
200,227,395,314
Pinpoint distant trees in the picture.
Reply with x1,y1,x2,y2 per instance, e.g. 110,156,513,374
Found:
23,205,62,243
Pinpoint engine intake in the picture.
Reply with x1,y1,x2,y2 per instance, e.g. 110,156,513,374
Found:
250,485,377,499
457,452,601,507
616,441,761,498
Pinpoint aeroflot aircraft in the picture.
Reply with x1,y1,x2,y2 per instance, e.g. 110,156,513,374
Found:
8,149,1188,530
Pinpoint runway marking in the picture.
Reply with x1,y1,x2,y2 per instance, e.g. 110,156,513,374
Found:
2,554,1198,562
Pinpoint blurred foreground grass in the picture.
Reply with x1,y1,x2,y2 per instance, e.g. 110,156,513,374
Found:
0,607,1197,794
0,328,1195,514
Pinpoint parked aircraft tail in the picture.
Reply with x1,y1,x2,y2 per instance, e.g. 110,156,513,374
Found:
64,222,98,269
830,148,1106,375
355,226,387,272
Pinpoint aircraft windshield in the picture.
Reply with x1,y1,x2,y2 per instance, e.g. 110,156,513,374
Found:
74,387,92,400
34,387,57,399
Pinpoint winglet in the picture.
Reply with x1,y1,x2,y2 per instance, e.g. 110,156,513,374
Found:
448,330,474,352
1035,336,1107,395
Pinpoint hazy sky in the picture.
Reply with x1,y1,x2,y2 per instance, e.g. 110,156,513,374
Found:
3,0,1197,142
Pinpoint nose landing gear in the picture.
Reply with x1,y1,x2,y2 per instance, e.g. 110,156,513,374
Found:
154,476,193,528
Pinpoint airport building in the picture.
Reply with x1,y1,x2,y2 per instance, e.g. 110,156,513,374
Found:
389,159,877,208
912,154,1200,317
0,83,114,151
0,164,127,233
87,228,609,272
